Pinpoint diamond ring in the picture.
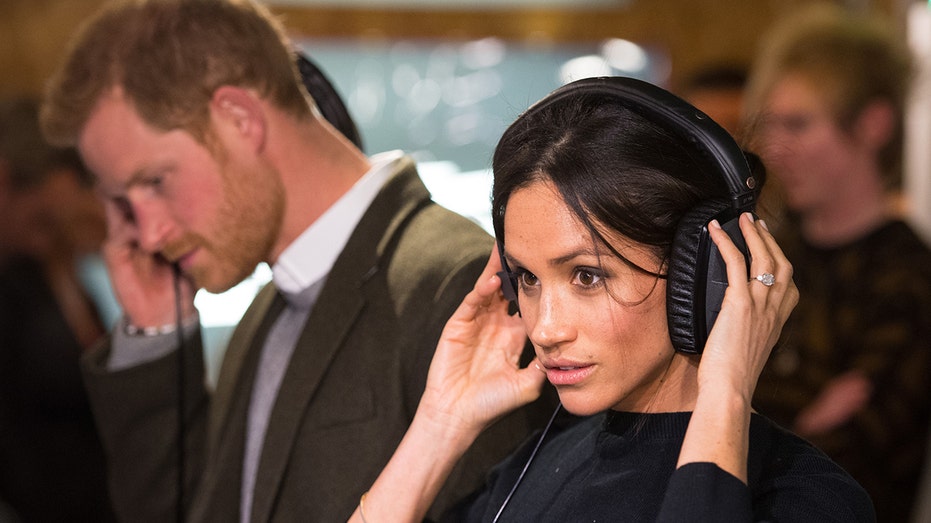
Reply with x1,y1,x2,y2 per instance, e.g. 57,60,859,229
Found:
754,273,776,286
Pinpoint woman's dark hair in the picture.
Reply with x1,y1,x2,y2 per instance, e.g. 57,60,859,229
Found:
491,87,738,276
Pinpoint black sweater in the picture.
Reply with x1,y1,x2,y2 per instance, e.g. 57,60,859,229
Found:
448,411,874,522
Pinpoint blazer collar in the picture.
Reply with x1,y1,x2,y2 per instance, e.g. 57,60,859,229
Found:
211,157,434,522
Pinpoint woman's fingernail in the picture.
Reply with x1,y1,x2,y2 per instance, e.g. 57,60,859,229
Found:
745,212,755,222
709,219,722,230
759,219,770,231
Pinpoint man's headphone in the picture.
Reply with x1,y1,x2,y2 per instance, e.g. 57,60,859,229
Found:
496,76,757,355
296,51,364,151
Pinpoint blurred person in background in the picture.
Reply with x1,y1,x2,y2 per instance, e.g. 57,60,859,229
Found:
0,97,116,522
743,4,931,521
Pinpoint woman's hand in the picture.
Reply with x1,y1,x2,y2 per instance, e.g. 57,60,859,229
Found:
418,244,547,444
346,246,546,523
699,213,798,404
678,212,798,482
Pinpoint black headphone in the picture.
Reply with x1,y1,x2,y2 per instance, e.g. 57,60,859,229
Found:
496,76,757,355
295,51,364,152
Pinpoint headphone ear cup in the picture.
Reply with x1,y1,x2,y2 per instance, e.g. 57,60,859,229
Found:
666,198,733,354
495,240,521,316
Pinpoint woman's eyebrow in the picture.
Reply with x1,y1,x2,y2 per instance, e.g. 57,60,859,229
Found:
505,247,601,269
549,248,600,267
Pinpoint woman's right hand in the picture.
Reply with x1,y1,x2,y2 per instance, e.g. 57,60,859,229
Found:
346,246,547,523
417,244,547,444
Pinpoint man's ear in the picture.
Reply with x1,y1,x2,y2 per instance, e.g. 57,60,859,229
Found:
854,99,895,152
210,86,267,152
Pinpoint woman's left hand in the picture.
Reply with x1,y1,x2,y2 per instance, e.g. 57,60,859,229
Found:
700,212,799,407
677,212,798,481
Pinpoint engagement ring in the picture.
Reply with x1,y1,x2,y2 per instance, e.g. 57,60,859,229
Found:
754,273,776,286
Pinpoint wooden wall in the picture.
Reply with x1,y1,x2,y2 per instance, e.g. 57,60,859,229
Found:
0,0,902,100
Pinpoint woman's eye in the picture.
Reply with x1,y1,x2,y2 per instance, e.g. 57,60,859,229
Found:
574,268,603,287
517,270,538,288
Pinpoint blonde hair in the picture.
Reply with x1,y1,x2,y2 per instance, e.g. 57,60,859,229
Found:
744,3,913,185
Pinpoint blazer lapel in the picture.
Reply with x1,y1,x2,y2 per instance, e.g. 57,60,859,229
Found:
249,159,432,522
208,283,283,449
249,279,366,522
189,283,286,520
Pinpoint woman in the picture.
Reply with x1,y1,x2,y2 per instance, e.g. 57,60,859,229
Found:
349,77,873,522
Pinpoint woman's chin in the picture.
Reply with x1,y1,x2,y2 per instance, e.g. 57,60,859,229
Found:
556,389,613,417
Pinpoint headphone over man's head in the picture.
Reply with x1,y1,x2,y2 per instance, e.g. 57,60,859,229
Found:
496,76,758,355
296,51,364,151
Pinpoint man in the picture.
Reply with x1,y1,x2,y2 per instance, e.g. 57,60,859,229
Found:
40,1,551,521
744,5,931,521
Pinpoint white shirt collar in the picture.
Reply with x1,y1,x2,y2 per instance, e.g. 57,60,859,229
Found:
271,150,404,294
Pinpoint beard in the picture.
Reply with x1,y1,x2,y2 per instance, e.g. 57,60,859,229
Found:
171,157,285,294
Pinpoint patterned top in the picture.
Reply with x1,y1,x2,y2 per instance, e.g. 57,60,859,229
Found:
754,219,931,523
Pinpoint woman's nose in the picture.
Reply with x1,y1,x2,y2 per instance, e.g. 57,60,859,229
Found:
528,288,576,351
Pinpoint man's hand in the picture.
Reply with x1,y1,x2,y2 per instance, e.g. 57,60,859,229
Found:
102,198,196,328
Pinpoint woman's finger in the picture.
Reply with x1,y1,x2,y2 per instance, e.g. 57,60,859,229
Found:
739,214,776,285
452,247,510,322
707,214,753,295
754,219,795,292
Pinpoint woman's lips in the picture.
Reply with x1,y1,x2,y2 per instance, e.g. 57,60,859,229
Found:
543,363,595,386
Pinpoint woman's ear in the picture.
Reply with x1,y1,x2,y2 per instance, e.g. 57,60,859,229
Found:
853,99,895,152
210,86,267,152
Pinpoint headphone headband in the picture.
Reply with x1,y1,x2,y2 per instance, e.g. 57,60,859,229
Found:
523,76,757,214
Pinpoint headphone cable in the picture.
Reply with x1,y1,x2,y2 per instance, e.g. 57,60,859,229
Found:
173,264,186,523
492,402,562,523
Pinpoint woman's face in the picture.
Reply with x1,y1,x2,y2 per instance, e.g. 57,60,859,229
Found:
503,180,695,416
